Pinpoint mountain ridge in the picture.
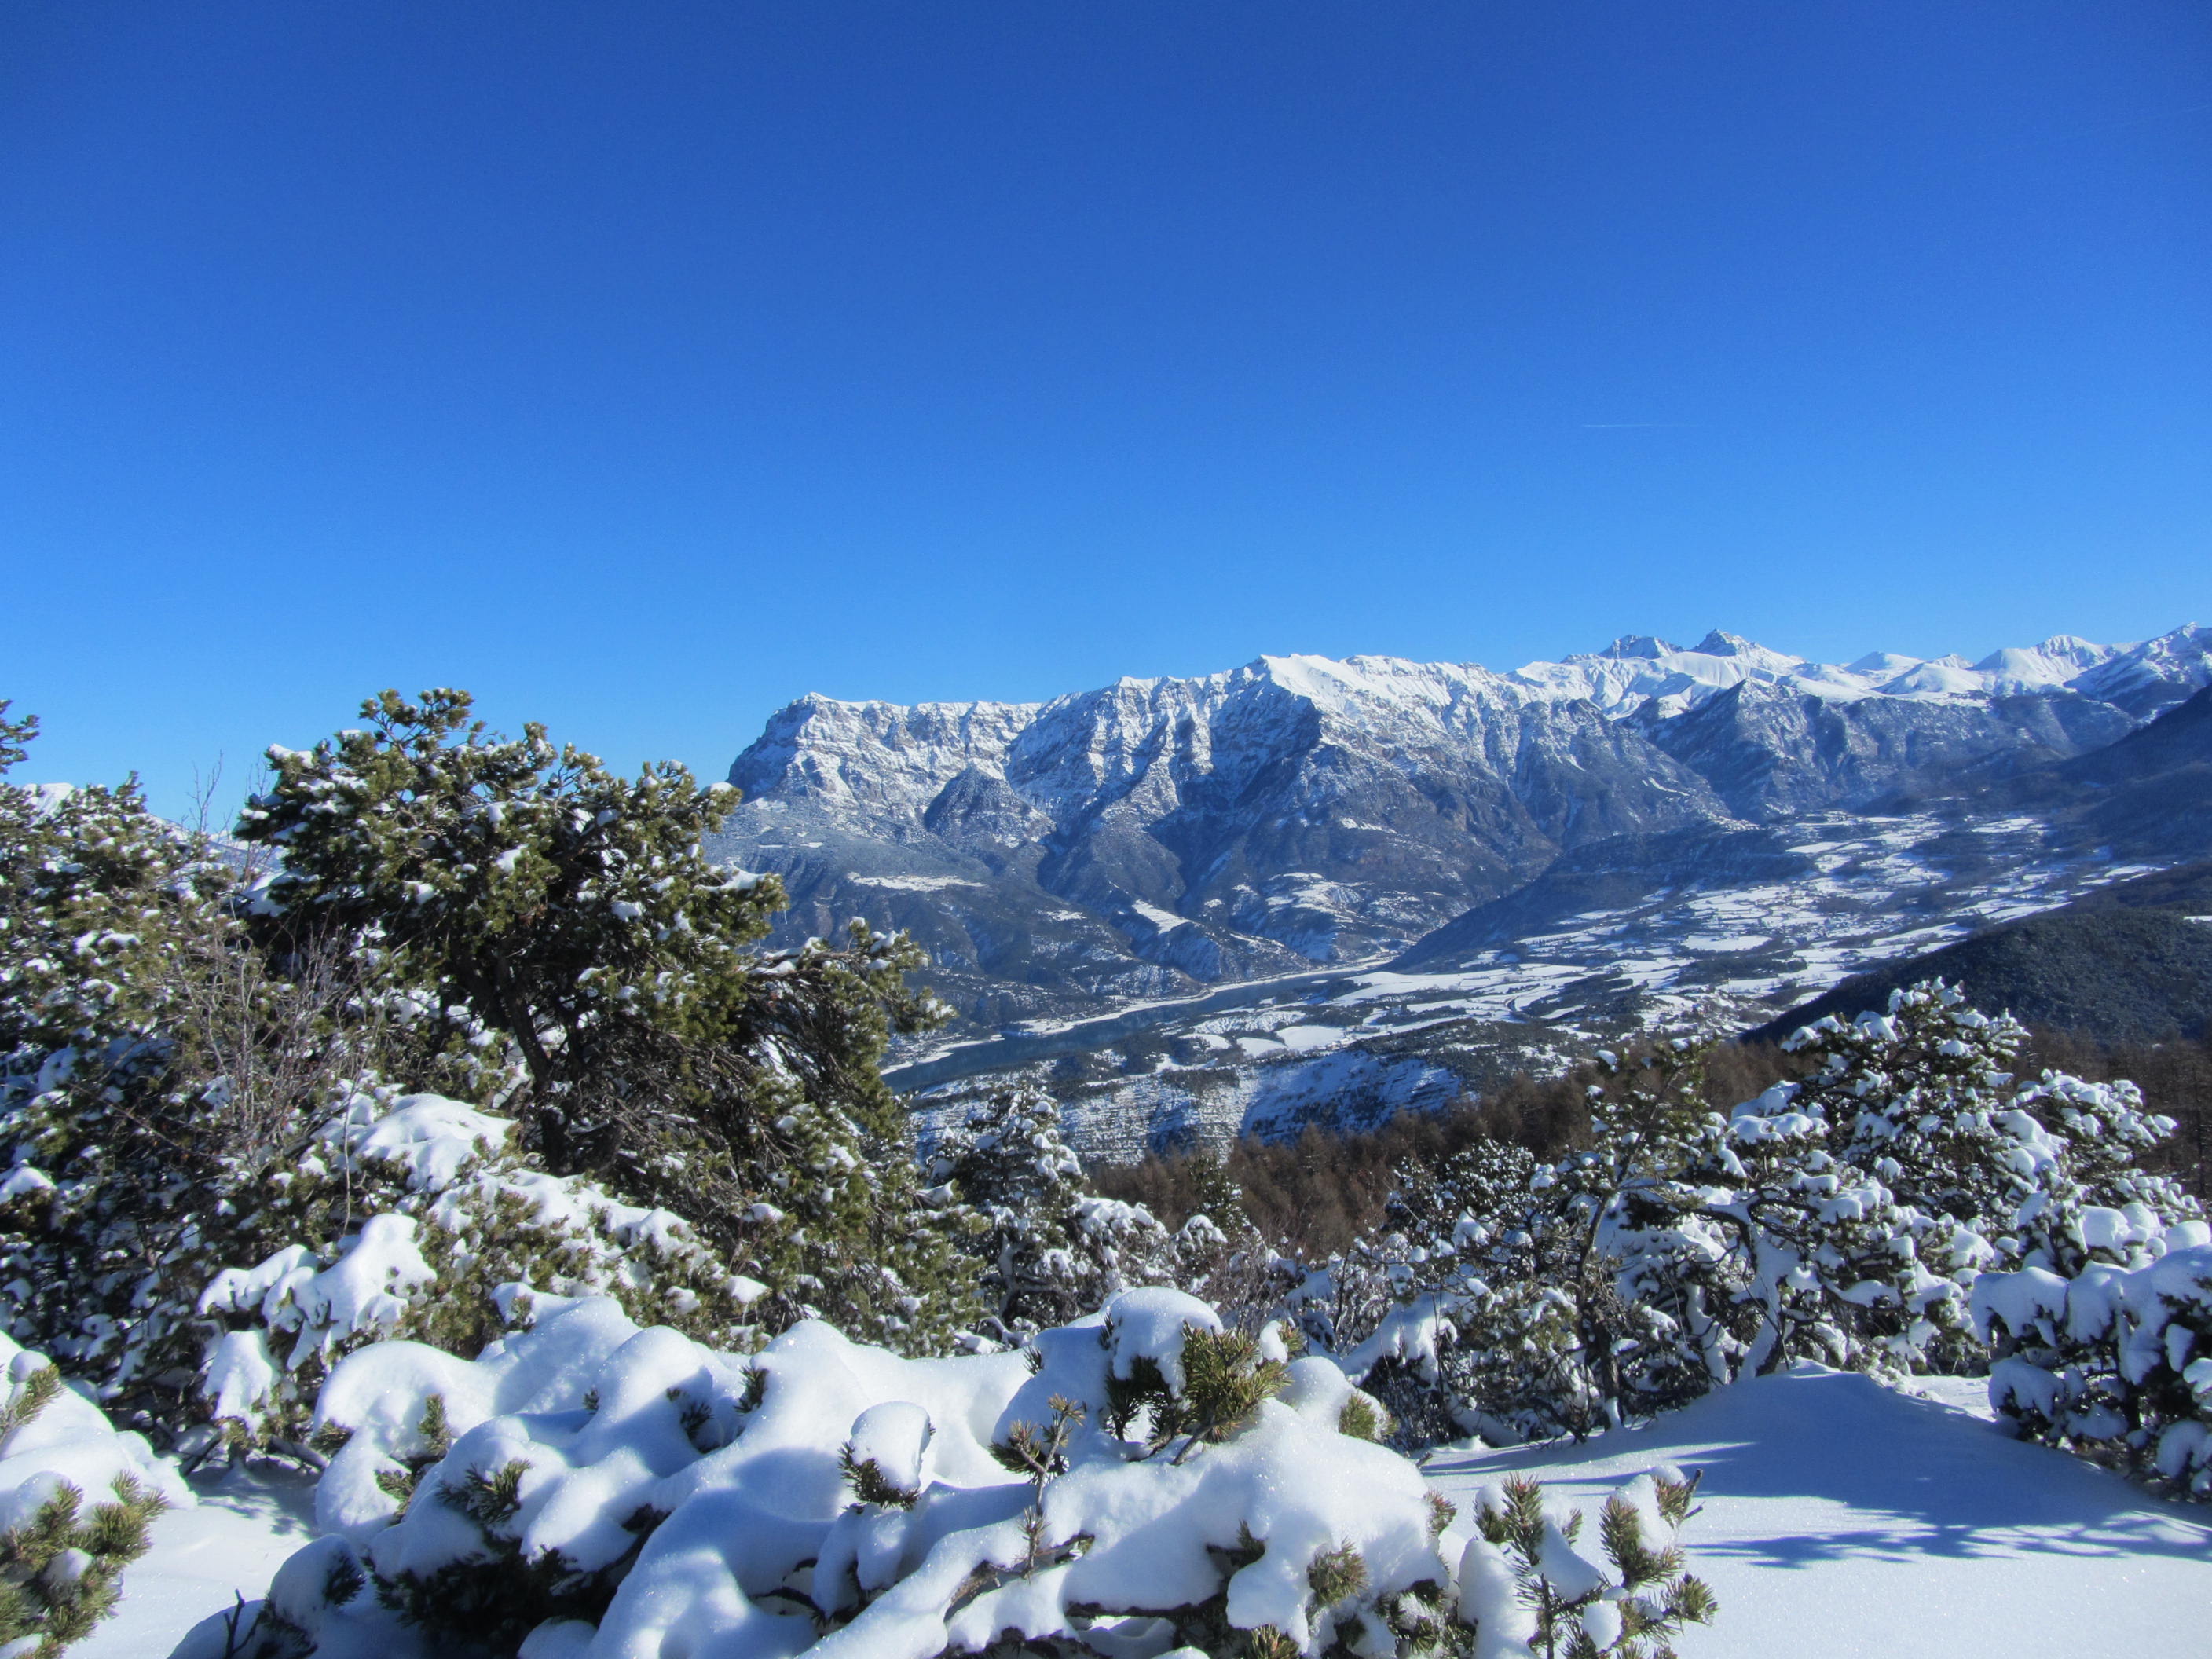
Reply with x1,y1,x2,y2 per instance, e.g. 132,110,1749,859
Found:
710,624,2212,1031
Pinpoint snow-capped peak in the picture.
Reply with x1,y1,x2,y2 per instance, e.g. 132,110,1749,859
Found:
727,624,2212,830
1688,629,1800,670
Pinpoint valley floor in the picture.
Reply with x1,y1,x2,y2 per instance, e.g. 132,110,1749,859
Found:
99,1368,2211,1658
897,812,2181,1158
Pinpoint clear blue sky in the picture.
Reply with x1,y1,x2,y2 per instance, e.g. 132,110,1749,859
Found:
3,2,2208,816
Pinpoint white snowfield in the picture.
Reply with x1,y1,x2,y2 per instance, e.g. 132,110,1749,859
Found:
79,1465,315,1659
1425,1364,2212,1659
75,1355,2212,1656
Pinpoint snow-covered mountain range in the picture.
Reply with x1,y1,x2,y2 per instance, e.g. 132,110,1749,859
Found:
710,624,2212,1039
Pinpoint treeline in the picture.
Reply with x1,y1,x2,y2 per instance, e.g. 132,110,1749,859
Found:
1097,1029,2212,1256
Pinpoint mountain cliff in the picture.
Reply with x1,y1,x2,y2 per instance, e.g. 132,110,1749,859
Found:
710,624,2212,1027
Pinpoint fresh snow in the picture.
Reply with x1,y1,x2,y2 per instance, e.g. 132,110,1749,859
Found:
82,1463,319,1659
1425,1364,2212,1659
109,1360,2212,1656
164,1291,1451,1658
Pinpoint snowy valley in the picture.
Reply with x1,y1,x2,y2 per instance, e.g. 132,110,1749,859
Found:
712,624,2212,1154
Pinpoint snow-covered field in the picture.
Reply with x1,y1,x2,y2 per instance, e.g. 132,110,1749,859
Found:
81,1463,317,1658
1427,1366,2212,1659
86,1365,2210,1657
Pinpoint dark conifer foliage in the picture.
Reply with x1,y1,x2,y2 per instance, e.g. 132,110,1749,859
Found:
235,689,970,1351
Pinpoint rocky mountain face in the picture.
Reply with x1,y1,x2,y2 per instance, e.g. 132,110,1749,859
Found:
710,624,2212,1031
1635,681,2137,820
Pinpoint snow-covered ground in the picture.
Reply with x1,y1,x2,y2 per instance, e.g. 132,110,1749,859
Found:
95,1365,2210,1657
1426,1365,2212,1659
81,1461,318,1659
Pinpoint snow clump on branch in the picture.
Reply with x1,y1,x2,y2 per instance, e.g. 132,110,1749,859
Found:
170,1287,1718,1658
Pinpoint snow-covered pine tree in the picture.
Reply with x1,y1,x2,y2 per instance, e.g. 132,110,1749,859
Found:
1458,1469,1717,1659
1338,983,2204,1450
1343,1042,1732,1444
1955,1057,2211,1496
1781,985,2064,1258
1971,1222,2212,1497
928,1088,1177,1343
0,1463,169,1657
1161,1141,1275,1316
187,1089,769,1462
0,700,563,1444
0,702,260,1428
197,1286,1577,1659
234,689,972,1351
0,710,715,1458
1772,983,2199,1374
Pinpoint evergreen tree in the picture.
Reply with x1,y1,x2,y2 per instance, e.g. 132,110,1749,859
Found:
1460,1471,1716,1658
1338,987,2202,1445
929,1088,1176,1342
1163,1143,1271,1314
0,1470,169,1656
235,689,971,1350
0,704,258,1423
1781,983,2192,1274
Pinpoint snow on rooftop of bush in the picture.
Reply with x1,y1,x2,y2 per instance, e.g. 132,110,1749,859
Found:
0,1334,191,1523
192,1091,735,1442
173,1286,1503,1657
335,1093,515,1190
1097,1285,1219,1394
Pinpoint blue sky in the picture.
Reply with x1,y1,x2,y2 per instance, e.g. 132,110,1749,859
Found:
3,2,2208,816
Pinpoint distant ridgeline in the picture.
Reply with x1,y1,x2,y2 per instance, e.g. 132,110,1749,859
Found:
711,628,2212,1020
712,626,2212,1153
1751,859,2212,1046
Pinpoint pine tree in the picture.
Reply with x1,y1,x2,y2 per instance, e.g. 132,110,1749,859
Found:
0,701,510,1437
0,703,256,1424
930,1088,1176,1342
1342,984,2204,1448
1354,1042,1734,1442
235,689,972,1350
1460,1471,1716,1658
